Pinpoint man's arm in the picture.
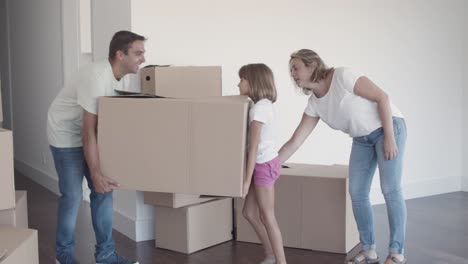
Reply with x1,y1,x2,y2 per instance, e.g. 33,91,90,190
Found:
82,109,119,193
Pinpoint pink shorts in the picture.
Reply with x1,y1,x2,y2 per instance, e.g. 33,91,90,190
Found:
253,156,281,187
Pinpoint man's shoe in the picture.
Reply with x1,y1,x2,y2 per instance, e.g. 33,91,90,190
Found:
96,251,139,264
56,253,80,264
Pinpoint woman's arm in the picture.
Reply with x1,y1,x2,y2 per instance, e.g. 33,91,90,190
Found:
354,76,397,160
278,113,320,164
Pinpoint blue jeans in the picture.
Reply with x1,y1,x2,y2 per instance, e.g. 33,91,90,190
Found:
349,117,407,254
50,146,115,260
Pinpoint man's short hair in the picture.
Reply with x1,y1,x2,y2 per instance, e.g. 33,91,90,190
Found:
108,30,146,61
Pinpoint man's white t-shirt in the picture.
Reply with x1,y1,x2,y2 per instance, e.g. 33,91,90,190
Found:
304,67,403,138
47,60,127,147
249,99,278,163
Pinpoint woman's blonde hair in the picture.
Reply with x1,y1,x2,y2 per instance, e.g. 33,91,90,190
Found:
290,49,332,94
238,63,277,103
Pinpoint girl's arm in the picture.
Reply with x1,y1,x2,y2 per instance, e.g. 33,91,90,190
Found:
278,113,319,164
354,76,397,160
243,120,263,197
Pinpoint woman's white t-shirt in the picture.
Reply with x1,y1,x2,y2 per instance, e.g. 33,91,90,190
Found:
249,99,278,163
304,67,403,137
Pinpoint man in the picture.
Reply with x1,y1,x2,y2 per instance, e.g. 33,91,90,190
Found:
47,30,145,264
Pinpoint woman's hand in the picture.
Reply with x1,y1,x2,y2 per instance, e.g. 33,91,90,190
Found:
383,135,398,160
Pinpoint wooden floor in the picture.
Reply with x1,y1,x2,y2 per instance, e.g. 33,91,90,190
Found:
14,171,468,264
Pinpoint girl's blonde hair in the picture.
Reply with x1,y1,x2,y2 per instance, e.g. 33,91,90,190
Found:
238,63,277,103
290,49,332,94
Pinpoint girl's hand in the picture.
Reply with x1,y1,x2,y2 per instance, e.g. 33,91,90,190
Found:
384,135,398,160
242,181,251,199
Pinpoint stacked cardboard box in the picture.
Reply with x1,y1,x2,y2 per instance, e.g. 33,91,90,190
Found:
0,129,15,211
0,227,38,264
140,66,222,98
236,163,359,254
0,128,38,262
98,95,249,197
153,198,233,253
0,191,28,228
143,192,233,253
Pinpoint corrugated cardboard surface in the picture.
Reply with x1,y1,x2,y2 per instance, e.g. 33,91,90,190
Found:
143,192,215,208
0,191,28,228
236,163,359,254
140,66,222,98
98,96,248,197
0,227,39,264
0,129,15,210
154,198,233,254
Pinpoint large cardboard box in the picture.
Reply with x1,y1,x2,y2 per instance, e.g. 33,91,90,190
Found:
236,164,359,254
140,66,222,98
0,227,39,264
154,198,233,254
0,129,15,210
143,192,216,208
98,96,249,197
0,191,28,228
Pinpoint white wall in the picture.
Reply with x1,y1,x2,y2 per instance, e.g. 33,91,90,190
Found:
7,0,63,190
0,0,13,129
463,1,468,192
131,0,465,202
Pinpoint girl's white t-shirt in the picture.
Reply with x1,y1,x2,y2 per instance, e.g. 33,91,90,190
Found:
249,98,278,163
304,67,403,137
47,60,127,147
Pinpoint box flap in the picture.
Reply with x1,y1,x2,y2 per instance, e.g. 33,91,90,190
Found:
281,163,348,179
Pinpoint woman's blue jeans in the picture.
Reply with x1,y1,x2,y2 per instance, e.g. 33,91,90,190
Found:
349,117,407,254
50,146,115,260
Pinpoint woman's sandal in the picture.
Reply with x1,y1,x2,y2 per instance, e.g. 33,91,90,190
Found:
345,252,380,264
384,255,407,264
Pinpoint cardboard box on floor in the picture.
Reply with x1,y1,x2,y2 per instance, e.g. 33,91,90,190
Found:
0,227,39,264
98,96,249,197
154,198,233,254
143,192,216,208
0,191,28,228
140,66,222,98
0,129,15,210
236,163,359,254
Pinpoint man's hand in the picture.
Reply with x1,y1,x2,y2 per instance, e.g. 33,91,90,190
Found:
91,172,120,193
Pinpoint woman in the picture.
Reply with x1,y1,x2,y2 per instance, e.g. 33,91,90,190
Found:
278,49,407,264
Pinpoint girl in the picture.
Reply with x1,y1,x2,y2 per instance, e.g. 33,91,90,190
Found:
239,63,286,264
278,49,407,264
